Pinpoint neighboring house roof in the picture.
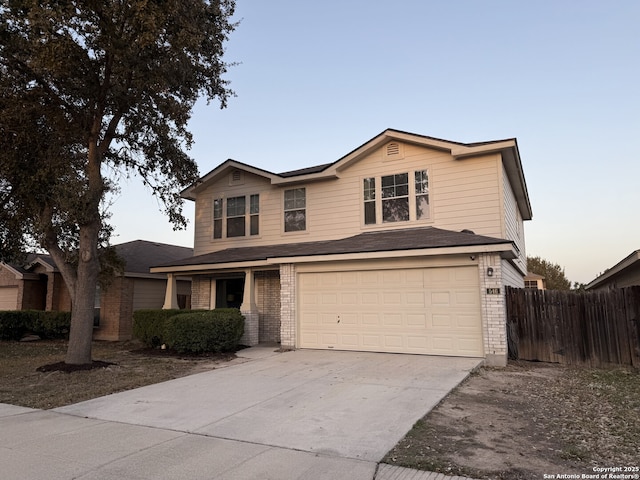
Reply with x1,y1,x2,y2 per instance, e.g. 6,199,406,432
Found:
113,240,193,277
3,240,193,279
524,273,545,280
586,250,640,290
183,128,532,221
152,227,514,272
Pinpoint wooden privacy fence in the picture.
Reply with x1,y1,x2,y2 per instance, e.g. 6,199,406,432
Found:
506,286,640,368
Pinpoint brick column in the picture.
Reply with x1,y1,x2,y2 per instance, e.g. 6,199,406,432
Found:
279,263,296,349
479,253,507,366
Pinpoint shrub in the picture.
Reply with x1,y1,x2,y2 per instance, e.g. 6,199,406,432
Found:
0,311,29,340
30,311,70,339
164,309,244,354
0,310,70,340
133,309,184,347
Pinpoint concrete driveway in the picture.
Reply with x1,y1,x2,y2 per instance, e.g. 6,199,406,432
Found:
2,347,481,479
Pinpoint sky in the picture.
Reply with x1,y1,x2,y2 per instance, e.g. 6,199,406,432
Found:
109,0,640,285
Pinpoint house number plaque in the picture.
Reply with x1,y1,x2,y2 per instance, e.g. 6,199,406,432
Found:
486,288,501,295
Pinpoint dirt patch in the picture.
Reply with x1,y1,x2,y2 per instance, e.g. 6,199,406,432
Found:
0,339,237,409
384,361,640,480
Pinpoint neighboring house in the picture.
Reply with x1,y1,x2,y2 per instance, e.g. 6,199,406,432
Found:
153,129,532,366
585,250,640,291
0,240,192,340
524,273,546,290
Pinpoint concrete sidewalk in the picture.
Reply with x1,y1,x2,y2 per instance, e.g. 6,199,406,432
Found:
1,347,481,479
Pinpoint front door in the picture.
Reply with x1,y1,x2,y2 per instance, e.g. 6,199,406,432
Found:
215,278,244,309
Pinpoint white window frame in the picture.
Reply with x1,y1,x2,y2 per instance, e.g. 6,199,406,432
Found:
212,194,260,240
283,188,306,233
361,169,431,227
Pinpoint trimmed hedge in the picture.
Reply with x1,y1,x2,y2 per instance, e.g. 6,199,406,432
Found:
0,311,71,340
164,309,245,354
132,309,184,347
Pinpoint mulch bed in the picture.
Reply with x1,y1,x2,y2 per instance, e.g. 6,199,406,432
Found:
36,360,116,373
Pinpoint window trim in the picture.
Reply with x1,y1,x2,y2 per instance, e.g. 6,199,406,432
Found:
361,169,431,227
283,187,307,233
212,193,260,240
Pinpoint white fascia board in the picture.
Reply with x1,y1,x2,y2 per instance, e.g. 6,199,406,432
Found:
150,260,273,274
265,243,516,265
450,140,516,159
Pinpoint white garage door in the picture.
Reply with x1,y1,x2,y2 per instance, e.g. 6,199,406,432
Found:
299,266,483,357
0,286,19,310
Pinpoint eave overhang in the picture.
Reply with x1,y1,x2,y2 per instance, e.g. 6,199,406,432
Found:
585,250,640,290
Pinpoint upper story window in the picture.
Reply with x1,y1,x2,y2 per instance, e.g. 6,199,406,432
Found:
284,188,306,232
363,170,430,225
226,196,246,237
363,178,376,225
382,173,409,222
250,194,260,235
415,170,430,220
213,198,223,239
213,194,259,239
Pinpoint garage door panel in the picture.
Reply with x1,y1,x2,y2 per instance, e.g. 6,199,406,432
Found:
299,266,483,357
383,335,403,348
431,291,451,306
406,292,425,306
340,313,358,325
383,292,402,305
362,335,381,347
340,334,359,347
407,314,427,327
0,287,19,310
362,293,379,305
362,313,380,325
458,314,480,328
432,314,452,327
340,292,358,304
382,313,402,326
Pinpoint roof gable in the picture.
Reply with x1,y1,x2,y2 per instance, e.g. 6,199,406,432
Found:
181,129,532,219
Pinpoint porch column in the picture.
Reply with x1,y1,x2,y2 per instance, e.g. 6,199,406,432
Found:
240,269,259,346
162,273,179,310
209,278,217,310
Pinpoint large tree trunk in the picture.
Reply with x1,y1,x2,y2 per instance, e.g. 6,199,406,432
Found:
65,223,101,365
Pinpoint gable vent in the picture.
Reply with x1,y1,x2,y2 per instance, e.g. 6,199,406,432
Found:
232,170,242,181
386,142,401,157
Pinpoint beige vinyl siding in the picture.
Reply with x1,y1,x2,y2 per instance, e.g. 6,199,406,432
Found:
132,279,166,311
501,166,527,275
502,260,525,288
193,144,508,255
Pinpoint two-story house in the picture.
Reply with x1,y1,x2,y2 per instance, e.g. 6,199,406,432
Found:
153,129,532,366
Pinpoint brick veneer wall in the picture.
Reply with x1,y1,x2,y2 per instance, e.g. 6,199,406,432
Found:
94,276,134,341
256,270,281,343
478,253,507,366
21,279,46,310
191,276,211,310
279,264,296,348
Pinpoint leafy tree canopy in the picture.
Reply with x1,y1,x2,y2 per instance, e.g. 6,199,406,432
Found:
527,256,572,291
0,0,237,364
